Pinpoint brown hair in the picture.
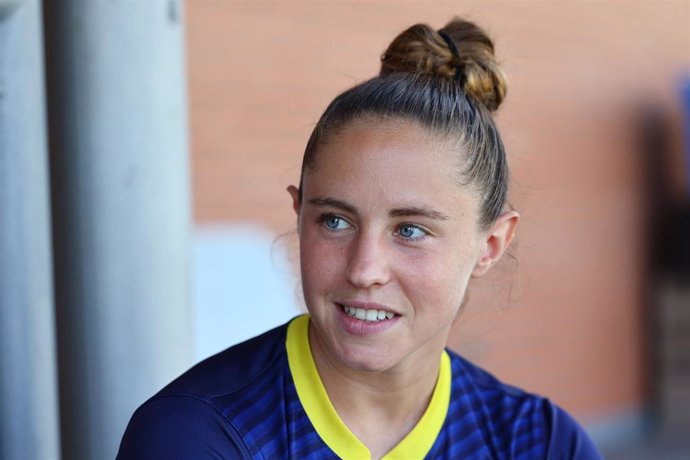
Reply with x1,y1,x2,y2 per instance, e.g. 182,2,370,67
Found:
298,18,509,230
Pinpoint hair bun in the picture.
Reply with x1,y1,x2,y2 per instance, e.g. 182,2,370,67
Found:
380,18,507,112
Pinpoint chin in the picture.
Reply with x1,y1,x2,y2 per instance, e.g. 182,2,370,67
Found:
332,341,401,373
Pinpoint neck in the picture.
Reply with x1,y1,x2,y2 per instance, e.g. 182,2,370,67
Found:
308,325,443,459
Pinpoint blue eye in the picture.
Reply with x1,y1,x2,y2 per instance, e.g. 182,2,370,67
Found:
323,215,350,231
398,224,426,240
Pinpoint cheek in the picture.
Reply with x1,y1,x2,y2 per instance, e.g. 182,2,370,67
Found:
299,233,348,293
399,246,474,306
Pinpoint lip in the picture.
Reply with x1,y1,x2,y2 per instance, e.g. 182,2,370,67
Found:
333,301,400,337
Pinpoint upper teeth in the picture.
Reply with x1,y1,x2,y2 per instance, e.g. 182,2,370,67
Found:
342,305,394,321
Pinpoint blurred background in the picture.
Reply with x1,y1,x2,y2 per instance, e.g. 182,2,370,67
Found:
1,1,689,459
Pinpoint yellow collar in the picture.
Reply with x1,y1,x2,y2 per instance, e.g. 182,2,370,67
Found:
286,315,451,460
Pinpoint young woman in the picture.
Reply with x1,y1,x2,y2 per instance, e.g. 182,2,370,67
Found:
118,18,602,460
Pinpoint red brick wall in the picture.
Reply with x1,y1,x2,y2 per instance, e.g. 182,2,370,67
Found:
186,1,688,420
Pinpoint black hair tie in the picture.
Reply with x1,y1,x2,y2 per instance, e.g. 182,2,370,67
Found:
438,31,465,83
438,31,460,58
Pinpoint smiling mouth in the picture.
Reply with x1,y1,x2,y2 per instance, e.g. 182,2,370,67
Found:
338,304,396,322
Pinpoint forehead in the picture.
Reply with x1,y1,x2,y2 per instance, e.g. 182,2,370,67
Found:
303,119,480,217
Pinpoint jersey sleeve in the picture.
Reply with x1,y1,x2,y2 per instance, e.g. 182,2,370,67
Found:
117,395,251,460
545,402,603,460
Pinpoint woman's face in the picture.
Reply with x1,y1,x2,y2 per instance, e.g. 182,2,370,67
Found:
291,119,492,374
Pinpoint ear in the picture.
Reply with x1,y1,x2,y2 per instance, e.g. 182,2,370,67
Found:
472,210,519,277
287,185,300,214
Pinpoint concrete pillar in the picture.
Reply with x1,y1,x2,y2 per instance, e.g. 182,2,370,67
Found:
0,0,61,459
43,1,193,458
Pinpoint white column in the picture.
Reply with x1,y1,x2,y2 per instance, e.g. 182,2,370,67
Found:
0,1,61,459
43,1,193,458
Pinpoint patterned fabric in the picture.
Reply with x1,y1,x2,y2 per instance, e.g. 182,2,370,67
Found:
118,316,602,459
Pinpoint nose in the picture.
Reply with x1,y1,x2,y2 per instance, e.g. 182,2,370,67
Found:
346,232,391,288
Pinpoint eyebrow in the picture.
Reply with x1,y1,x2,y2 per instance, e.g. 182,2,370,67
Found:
307,196,450,221
389,207,450,221
307,197,357,215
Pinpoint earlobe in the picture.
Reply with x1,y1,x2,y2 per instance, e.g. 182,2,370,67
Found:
287,185,300,214
472,210,519,277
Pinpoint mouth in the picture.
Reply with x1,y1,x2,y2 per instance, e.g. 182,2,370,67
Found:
336,303,397,322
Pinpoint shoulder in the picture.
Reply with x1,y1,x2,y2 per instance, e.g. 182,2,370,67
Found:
445,349,603,460
117,321,292,460
543,403,604,460
117,394,250,459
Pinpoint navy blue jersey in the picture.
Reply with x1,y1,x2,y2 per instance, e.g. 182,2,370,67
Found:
118,315,602,459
